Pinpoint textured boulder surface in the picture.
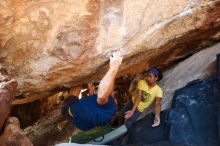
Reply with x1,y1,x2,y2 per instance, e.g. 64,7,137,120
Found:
0,117,33,146
1,1,220,145
160,42,220,110
0,65,17,130
0,0,220,100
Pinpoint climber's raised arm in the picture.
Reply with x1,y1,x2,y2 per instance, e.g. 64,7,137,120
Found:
97,52,123,105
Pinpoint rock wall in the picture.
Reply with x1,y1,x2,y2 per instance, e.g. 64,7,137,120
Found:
0,117,33,146
0,65,17,131
11,92,63,128
0,0,220,100
160,43,220,110
0,0,219,145
139,42,220,119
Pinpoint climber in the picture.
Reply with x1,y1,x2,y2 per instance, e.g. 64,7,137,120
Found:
60,52,123,130
119,67,163,128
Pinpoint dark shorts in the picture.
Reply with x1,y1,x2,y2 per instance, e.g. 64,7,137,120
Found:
125,109,141,128
61,96,78,120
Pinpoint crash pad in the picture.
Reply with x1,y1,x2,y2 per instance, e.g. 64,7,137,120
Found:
69,125,113,144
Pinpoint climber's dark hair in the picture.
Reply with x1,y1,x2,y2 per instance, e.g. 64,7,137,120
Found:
145,67,163,81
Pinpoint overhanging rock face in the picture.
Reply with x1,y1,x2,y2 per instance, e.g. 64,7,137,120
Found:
0,0,220,96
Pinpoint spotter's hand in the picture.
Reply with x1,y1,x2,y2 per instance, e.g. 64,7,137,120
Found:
152,116,160,127
124,110,134,120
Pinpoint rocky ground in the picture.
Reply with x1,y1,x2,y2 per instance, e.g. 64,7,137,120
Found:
24,104,80,146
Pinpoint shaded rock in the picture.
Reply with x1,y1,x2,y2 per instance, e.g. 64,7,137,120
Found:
168,78,220,146
11,92,65,128
0,117,33,146
160,42,220,110
111,78,220,146
124,141,189,146
139,42,220,118
0,0,219,100
24,105,78,146
217,53,220,82
0,65,18,131
113,110,170,145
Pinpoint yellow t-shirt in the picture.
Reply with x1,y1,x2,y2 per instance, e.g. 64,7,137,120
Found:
131,80,163,112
